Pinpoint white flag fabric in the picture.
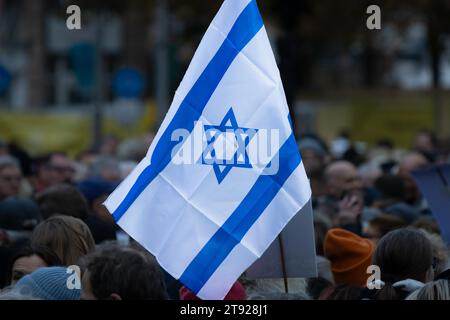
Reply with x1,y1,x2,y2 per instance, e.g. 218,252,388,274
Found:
104,0,311,300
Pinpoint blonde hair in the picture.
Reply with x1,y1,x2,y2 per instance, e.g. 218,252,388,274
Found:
406,280,450,300
31,215,95,266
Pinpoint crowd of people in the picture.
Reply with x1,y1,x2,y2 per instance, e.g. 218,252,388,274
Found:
0,129,449,300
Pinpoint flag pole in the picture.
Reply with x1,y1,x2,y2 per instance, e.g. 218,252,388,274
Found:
277,234,289,293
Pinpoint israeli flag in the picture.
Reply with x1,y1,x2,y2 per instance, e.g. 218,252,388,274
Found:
105,0,311,300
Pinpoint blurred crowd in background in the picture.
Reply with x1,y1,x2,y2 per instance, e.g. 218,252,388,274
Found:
0,127,449,300
1,0,450,301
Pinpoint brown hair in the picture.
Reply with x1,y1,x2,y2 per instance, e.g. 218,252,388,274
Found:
411,218,441,235
325,284,365,300
373,228,433,284
80,243,169,300
36,184,89,220
31,215,95,266
368,214,407,238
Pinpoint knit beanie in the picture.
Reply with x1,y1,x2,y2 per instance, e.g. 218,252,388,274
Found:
77,178,118,206
324,228,374,287
16,267,80,300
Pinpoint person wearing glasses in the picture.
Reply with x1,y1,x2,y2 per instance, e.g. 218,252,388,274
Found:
0,156,22,201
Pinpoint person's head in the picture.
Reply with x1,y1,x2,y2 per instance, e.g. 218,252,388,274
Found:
15,266,80,300
9,245,62,285
50,153,75,184
413,129,437,155
364,214,407,244
100,135,119,156
406,279,450,300
397,152,428,204
307,277,333,300
324,161,362,199
32,155,52,189
117,137,149,162
0,155,22,199
412,218,441,235
374,175,405,202
398,152,429,176
76,149,98,167
77,178,117,225
418,230,449,277
324,228,374,287
373,228,434,284
35,153,75,191
0,197,41,231
36,184,89,220
79,243,168,300
31,215,95,266
358,162,383,190
87,157,121,182
324,284,365,300
297,136,328,177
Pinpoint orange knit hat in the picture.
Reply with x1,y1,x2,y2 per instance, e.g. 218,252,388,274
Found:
324,228,374,287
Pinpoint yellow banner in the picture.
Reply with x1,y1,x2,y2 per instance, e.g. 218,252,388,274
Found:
0,102,156,157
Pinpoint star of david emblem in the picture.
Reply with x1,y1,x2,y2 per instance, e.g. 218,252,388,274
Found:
201,108,257,183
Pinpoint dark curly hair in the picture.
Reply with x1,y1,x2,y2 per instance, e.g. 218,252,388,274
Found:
80,243,169,300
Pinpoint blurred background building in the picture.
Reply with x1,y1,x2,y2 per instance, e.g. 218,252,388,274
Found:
0,0,450,156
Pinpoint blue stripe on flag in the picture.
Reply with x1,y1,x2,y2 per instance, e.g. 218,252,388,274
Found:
112,0,263,222
179,133,302,294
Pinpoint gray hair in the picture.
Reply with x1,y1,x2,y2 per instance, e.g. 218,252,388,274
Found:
0,155,20,171
87,156,120,178
406,279,450,300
